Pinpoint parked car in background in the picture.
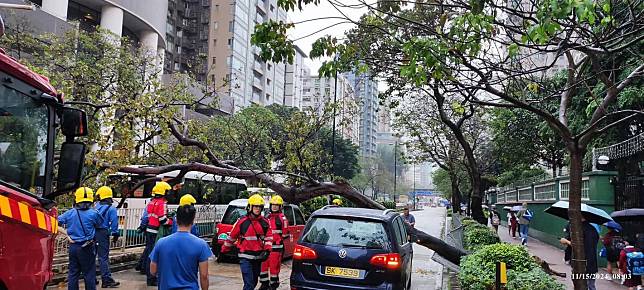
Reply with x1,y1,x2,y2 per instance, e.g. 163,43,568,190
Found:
290,207,414,290
212,198,307,261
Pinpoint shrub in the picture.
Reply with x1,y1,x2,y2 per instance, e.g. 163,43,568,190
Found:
506,268,565,290
463,227,501,251
459,244,538,290
461,218,485,228
380,201,396,209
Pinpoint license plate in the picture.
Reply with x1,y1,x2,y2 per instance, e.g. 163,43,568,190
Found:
324,266,360,279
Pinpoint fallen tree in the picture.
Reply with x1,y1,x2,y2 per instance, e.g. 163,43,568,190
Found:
112,119,467,265
117,162,467,265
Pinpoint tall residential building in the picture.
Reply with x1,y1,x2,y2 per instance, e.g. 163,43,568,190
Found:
17,0,167,58
208,0,287,112
302,75,360,145
164,0,211,82
283,45,309,109
404,162,436,190
345,72,379,156
377,105,392,133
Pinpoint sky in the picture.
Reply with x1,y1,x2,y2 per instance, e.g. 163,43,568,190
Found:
287,1,367,74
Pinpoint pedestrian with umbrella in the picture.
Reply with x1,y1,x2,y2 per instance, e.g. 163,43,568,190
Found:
546,201,613,290
517,203,533,246
602,221,624,274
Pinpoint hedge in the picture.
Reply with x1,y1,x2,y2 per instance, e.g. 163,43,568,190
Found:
459,243,564,290
459,217,499,251
463,227,501,251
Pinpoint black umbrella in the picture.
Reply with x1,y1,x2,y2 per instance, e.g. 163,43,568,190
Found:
610,208,644,221
544,201,613,225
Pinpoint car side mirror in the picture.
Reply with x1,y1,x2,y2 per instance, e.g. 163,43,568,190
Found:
54,142,86,194
61,107,88,138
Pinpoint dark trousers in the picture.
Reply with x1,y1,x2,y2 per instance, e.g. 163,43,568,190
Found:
240,258,262,290
68,242,96,290
143,231,158,283
95,229,113,283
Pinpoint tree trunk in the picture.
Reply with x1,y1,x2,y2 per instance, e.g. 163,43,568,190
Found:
450,174,461,213
416,228,467,265
568,146,588,290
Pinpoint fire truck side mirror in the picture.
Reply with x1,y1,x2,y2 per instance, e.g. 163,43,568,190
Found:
61,107,88,138
55,142,86,193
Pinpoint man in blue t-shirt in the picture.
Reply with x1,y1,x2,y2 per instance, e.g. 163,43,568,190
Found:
150,204,212,290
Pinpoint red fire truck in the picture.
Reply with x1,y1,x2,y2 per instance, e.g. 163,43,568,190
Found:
0,5,88,290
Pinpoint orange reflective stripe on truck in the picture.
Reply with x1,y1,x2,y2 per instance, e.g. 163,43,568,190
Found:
0,194,57,234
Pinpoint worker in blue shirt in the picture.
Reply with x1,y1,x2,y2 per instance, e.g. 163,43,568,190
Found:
172,194,199,236
150,204,212,290
94,186,121,288
58,187,104,290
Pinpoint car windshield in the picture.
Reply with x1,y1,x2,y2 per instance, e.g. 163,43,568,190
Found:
222,205,275,224
222,206,247,224
0,86,49,195
302,217,389,249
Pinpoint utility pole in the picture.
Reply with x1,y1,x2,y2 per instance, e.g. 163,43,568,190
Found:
329,62,339,205
330,60,339,176
413,163,416,210
393,141,397,203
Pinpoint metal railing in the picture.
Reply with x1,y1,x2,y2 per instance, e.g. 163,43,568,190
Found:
54,205,226,257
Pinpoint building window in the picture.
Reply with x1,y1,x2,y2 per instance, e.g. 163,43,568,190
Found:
215,4,219,12
534,183,556,200
227,38,233,48
582,179,590,200
229,21,234,32
267,79,271,86
213,39,217,47
559,181,569,200
212,57,216,65
518,187,532,201
213,21,218,29
270,4,274,11
267,63,272,71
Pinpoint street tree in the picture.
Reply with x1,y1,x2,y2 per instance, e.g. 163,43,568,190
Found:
490,107,566,178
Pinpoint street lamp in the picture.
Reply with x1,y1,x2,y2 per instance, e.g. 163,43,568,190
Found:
390,141,398,203
413,163,416,210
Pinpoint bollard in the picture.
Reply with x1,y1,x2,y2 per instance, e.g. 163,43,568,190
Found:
495,261,507,290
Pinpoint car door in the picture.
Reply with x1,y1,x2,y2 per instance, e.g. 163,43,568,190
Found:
395,216,413,286
291,206,306,243
282,205,296,256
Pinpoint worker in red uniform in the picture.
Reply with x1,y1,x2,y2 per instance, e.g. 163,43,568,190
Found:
143,181,173,286
221,194,273,290
259,195,289,290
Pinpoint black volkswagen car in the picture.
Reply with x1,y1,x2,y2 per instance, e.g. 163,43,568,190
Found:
290,207,414,290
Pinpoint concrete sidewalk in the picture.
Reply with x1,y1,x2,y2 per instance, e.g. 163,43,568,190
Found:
497,225,627,290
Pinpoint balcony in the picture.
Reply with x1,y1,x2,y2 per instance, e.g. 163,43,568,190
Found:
253,78,263,89
256,1,267,13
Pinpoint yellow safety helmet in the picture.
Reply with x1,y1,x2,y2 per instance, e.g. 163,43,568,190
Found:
152,181,172,196
74,187,94,203
96,186,113,200
248,194,265,207
332,198,343,206
269,195,284,205
179,194,197,206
